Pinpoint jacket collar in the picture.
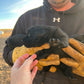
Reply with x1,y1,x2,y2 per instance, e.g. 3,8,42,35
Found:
43,0,84,14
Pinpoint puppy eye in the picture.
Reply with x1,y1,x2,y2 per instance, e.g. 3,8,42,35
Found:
49,38,56,42
52,38,56,42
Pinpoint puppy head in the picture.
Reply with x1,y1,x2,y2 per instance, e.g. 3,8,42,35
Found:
23,26,55,47
23,25,69,48
49,27,69,48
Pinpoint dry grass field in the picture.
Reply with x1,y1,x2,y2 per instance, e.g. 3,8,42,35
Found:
0,29,12,84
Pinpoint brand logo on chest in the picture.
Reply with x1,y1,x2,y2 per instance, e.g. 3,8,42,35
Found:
53,17,61,23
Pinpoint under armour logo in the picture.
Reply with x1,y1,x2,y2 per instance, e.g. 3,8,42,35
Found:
53,17,60,22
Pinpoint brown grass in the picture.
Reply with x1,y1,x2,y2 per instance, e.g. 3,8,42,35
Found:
0,29,12,84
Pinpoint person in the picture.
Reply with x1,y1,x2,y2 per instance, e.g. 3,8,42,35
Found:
3,0,84,84
11,54,38,84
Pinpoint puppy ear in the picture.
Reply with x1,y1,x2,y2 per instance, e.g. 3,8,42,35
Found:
6,34,26,49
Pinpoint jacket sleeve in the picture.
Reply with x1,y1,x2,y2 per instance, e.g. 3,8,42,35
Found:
3,15,26,66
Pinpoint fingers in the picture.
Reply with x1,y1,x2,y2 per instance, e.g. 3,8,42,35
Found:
62,46,84,62
49,66,57,72
31,66,38,81
47,54,59,60
72,67,84,77
60,58,79,68
39,59,60,66
21,54,37,70
37,63,43,71
41,43,50,49
38,54,60,66
12,54,30,69
69,38,84,55
30,60,38,70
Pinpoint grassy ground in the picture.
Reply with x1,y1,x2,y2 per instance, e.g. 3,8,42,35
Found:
0,29,12,84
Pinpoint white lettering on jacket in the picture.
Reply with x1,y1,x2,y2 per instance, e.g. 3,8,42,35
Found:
53,17,60,22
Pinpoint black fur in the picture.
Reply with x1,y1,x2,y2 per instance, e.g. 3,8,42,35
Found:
7,25,77,79
6,34,26,49
23,25,69,48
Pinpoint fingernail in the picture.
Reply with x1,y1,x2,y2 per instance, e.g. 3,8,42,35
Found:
35,66,38,70
33,60,38,65
31,54,37,59
35,60,38,63
23,53,29,58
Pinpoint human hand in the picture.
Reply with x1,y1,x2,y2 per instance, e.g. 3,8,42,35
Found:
11,54,38,84
60,38,84,77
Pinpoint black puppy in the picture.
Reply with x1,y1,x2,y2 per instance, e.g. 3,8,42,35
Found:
7,25,74,78
23,26,77,79
23,25,69,48
7,25,69,57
